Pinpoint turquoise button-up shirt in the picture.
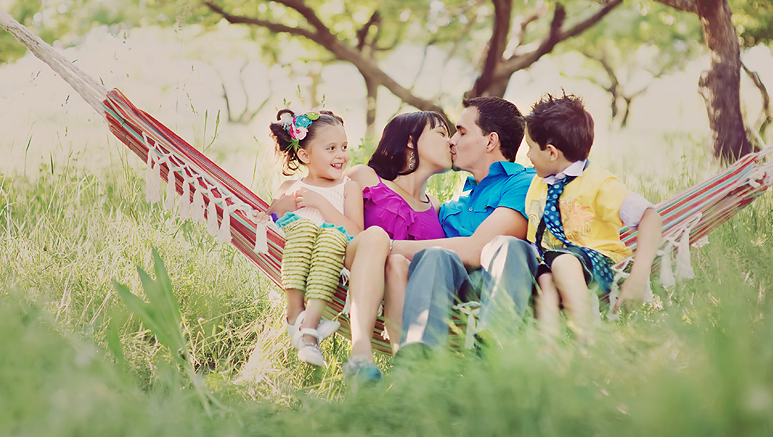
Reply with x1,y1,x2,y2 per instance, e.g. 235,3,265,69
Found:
439,161,536,238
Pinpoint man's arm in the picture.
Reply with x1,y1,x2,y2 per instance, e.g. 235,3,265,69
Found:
391,207,528,269
613,208,662,313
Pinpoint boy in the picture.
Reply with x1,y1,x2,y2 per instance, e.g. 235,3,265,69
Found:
523,92,662,341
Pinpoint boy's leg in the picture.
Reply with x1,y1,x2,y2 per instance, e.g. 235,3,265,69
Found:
477,236,539,336
535,272,561,341
550,253,593,343
400,247,470,350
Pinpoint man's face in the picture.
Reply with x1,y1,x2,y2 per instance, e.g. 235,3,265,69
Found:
449,106,489,172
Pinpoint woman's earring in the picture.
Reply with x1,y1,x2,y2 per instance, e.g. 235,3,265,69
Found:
407,151,416,170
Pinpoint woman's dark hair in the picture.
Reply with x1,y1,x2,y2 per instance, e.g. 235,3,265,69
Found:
368,111,450,181
269,108,344,176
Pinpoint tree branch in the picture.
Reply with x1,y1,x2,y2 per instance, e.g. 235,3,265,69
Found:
742,62,772,136
203,1,317,40
652,0,698,14
470,0,513,97
204,1,446,116
556,0,624,41
497,0,622,81
511,0,549,48
495,3,566,79
356,11,380,51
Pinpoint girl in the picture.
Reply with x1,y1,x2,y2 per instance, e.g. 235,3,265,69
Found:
267,109,363,366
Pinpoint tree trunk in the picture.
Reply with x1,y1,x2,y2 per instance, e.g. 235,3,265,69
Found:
364,75,378,140
696,0,755,161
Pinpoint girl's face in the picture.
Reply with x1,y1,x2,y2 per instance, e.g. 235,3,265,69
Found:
301,124,349,182
416,121,452,173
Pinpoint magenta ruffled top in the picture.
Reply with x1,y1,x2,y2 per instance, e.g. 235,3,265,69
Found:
363,180,446,241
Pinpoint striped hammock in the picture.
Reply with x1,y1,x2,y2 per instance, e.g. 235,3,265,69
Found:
2,9,772,354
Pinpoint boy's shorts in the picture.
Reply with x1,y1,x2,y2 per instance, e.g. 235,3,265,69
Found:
537,246,594,286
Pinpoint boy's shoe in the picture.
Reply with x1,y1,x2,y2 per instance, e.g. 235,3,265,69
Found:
286,311,341,349
297,329,326,367
343,356,383,387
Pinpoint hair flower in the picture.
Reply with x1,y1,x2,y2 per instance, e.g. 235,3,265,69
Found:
306,112,320,121
294,115,313,129
292,126,308,141
279,112,294,127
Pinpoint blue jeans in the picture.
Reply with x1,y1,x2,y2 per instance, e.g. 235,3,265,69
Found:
400,236,539,348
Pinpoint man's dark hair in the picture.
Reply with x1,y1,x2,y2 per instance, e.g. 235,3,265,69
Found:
461,96,525,162
525,92,594,162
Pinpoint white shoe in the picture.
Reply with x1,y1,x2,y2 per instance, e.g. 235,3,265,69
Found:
297,329,326,367
286,311,340,349
317,318,341,342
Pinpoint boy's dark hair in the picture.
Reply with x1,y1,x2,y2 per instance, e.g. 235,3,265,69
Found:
269,109,344,176
461,96,525,162
368,111,449,181
525,92,594,162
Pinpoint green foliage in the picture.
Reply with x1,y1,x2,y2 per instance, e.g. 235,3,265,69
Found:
731,0,773,47
2,140,773,434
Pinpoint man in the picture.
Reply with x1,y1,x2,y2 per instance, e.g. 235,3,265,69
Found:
390,96,538,350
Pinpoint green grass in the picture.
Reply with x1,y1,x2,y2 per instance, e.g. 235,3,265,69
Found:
1,144,773,436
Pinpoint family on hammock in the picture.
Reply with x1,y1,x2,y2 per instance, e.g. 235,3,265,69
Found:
260,92,663,387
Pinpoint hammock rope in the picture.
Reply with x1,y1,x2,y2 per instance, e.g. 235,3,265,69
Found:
3,8,772,352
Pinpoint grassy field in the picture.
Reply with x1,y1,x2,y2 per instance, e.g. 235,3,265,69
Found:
1,135,772,436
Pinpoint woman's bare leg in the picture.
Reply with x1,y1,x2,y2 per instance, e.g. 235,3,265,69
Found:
344,227,391,360
384,254,410,353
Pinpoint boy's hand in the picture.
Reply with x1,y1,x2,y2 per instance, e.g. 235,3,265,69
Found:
294,187,325,210
613,270,648,314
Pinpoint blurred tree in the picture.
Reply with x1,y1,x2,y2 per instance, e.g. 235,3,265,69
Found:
0,0,151,64
565,2,703,127
200,0,623,136
654,0,761,161
732,0,772,137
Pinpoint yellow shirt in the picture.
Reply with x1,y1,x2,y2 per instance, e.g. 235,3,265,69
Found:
525,163,632,263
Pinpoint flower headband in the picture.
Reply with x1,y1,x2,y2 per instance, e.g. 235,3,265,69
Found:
279,111,320,150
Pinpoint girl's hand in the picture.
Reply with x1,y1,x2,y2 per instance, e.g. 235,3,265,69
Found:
271,193,299,216
294,187,325,209
254,211,271,224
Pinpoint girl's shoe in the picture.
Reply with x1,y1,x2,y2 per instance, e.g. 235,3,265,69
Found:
297,329,326,366
286,311,340,349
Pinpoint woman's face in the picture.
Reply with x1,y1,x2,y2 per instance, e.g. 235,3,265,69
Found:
416,121,452,174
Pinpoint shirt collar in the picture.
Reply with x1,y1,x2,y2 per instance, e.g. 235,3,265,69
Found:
462,161,526,191
542,159,587,185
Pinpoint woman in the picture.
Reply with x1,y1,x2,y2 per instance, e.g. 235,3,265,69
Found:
342,111,452,384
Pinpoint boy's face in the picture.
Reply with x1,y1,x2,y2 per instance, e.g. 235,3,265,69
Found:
525,129,557,178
